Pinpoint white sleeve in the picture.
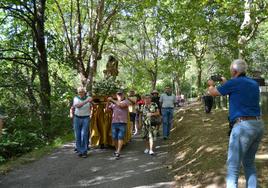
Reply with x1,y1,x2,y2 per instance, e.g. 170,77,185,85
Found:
73,97,79,107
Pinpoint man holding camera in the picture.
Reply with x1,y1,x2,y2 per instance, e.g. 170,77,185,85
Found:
208,59,264,188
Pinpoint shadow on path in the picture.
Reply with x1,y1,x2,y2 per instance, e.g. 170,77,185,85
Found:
0,135,175,188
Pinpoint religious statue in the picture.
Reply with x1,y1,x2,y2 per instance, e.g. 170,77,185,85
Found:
103,55,119,80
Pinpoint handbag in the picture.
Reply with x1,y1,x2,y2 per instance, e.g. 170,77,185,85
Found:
150,115,161,126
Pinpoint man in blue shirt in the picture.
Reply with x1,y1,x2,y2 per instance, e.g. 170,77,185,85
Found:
208,59,264,188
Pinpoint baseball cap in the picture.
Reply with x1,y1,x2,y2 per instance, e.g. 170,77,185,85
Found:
116,90,124,94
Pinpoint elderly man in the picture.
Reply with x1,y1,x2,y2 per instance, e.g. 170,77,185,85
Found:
72,87,92,158
208,59,264,188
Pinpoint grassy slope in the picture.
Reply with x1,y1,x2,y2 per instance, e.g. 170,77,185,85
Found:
168,102,268,188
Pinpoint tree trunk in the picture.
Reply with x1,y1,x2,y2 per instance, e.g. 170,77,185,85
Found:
151,76,157,90
174,75,180,96
87,51,98,95
196,59,202,90
35,0,51,140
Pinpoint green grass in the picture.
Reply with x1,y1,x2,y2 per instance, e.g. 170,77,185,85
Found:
0,133,74,175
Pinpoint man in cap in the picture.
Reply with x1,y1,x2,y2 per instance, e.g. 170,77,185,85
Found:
107,90,130,159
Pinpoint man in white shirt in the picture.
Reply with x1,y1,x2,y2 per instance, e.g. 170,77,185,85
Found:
72,87,92,158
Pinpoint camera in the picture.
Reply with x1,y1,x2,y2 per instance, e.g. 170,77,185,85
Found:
210,75,222,82
253,77,265,86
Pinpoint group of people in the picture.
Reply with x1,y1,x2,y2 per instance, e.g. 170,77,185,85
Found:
70,58,265,187
70,85,176,160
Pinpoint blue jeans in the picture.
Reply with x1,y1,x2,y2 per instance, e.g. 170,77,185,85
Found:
162,108,174,138
226,120,264,188
112,123,126,140
73,116,90,154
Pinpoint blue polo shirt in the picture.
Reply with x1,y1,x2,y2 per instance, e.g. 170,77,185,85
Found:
217,76,260,122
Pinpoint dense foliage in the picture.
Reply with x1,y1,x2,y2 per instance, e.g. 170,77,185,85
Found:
0,0,268,162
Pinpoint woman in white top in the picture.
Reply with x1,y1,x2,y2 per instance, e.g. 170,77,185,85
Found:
73,87,92,158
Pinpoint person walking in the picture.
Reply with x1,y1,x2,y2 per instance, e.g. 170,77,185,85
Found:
107,90,129,160
139,94,160,155
160,85,176,140
203,94,214,113
72,87,92,158
151,90,161,137
208,59,264,188
127,90,138,135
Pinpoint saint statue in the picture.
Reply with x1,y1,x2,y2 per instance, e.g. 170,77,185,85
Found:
103,55,119,80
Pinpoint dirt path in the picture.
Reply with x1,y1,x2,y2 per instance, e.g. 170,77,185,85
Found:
0,135,175,188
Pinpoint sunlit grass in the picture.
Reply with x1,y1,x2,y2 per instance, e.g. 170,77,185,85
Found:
169,102,268,187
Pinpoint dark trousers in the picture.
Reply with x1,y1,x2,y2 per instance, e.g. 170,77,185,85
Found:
203,96,213,113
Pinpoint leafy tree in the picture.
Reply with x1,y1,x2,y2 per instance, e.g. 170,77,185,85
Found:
0,0,51,139
50,0,127,93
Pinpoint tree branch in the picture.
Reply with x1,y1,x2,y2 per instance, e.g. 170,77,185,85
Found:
0,48,36,65
54,0,74,56
0,57,37,69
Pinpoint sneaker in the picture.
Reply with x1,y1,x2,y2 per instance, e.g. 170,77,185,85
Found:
115,153,120,160
144,149,149,154
78,153,83,157
113,151,118,157
82,153,88,158
149,151,155,155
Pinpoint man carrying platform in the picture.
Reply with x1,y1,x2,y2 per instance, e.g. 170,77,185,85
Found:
107,90,129,160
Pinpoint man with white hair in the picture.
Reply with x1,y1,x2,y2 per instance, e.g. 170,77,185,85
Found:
208,59,264,188
72,87,92,158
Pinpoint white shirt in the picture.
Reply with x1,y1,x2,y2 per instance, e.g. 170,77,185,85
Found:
128,96,137,113
73,96,92,117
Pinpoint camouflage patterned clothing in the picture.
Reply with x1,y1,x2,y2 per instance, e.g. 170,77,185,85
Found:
140,102,159,140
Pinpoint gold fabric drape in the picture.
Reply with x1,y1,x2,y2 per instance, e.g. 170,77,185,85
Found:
90,101,131,147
